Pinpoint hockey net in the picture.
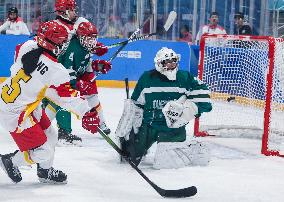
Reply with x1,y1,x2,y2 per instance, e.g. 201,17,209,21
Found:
195,34,284,157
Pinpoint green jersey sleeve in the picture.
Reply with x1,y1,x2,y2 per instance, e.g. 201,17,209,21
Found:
185,72,212,117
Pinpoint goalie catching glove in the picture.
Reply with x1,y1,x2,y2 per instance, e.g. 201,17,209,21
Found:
162,95,198,128
92,59,112,74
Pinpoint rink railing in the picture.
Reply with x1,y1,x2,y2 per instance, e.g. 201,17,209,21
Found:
0,35,198,88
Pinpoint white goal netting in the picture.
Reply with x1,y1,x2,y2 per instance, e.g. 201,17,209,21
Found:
196,34,284,156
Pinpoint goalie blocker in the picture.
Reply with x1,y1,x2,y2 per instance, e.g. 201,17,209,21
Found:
115,47,212,168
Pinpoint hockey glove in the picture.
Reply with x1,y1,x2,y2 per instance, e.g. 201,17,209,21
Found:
162,95,198,128
76,79,98,96
80,71,95,82
94,42,108,56
50,82,79,97
92,59,112,74
82,110,100,134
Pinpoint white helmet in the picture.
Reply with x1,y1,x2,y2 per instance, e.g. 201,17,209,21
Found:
154,47,180,80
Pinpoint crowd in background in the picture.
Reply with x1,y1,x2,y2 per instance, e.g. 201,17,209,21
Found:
0,0,256,45
0,8,253,45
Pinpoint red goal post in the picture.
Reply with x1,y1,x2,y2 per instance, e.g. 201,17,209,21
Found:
194,34,284,157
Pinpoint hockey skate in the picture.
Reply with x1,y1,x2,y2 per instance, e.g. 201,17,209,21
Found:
99,122,111,135
0,153,22,183
58,128,82,146
37,164,67,184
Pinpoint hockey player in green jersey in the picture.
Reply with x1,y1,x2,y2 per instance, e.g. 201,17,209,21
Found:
116,47,212,168
43,20,112,145
41,0,111,145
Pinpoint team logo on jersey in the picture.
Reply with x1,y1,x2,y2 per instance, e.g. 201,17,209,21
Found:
153,100,168,109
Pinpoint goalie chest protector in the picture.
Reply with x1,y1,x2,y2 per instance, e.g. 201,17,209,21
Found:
131,69,210,129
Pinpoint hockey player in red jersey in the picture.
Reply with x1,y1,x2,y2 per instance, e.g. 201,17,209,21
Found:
46,0,111,144
0,21,93,184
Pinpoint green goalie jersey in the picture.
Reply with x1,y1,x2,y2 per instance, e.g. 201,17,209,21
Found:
131,69,212,130
58,36,92,89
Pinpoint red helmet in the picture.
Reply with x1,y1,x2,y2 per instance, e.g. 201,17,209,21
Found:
55,0,77,12
76,22,98,53
55,0,77,21
36,21,69,56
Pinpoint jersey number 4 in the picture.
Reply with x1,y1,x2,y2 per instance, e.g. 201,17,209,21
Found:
1,69,31,103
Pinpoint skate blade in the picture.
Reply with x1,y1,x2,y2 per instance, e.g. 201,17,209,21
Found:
38,178,68,184
57,139,82,147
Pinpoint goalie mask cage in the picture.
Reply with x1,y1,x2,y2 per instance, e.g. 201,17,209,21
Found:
194,34,284,157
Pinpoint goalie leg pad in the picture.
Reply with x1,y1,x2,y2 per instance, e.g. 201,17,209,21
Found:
115,99,143,140
153,140,210,169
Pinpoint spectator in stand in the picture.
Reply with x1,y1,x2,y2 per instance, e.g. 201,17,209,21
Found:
177,25,192,44
0,7,30,35
123,15,136,38
102,15,123,38
142,9,151,34
31,10,43,34
234,12,252,35
195,11,226,44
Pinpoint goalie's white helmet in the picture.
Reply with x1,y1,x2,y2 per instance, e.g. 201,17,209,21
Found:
154,47,180,80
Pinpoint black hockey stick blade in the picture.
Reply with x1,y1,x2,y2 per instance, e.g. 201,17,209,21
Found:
96,127,197,198
158,186,198,198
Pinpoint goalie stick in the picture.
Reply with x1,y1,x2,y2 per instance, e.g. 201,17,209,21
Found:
116,78,130,163
124,78,130,99
96,126,198,198
106,11,177,49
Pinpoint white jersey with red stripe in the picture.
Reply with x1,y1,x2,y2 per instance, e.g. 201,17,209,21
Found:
0,17,30,35
195,24,227,44
0,40,90,131
53,17,89,39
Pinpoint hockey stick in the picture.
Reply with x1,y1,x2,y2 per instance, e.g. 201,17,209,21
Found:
106,11,177,49
124,78,130,99
93,23,142,78
106,14,153,62
94,16,153,78
96,126,197,198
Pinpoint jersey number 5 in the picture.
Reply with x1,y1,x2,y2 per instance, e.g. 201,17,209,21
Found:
1,69,31,103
